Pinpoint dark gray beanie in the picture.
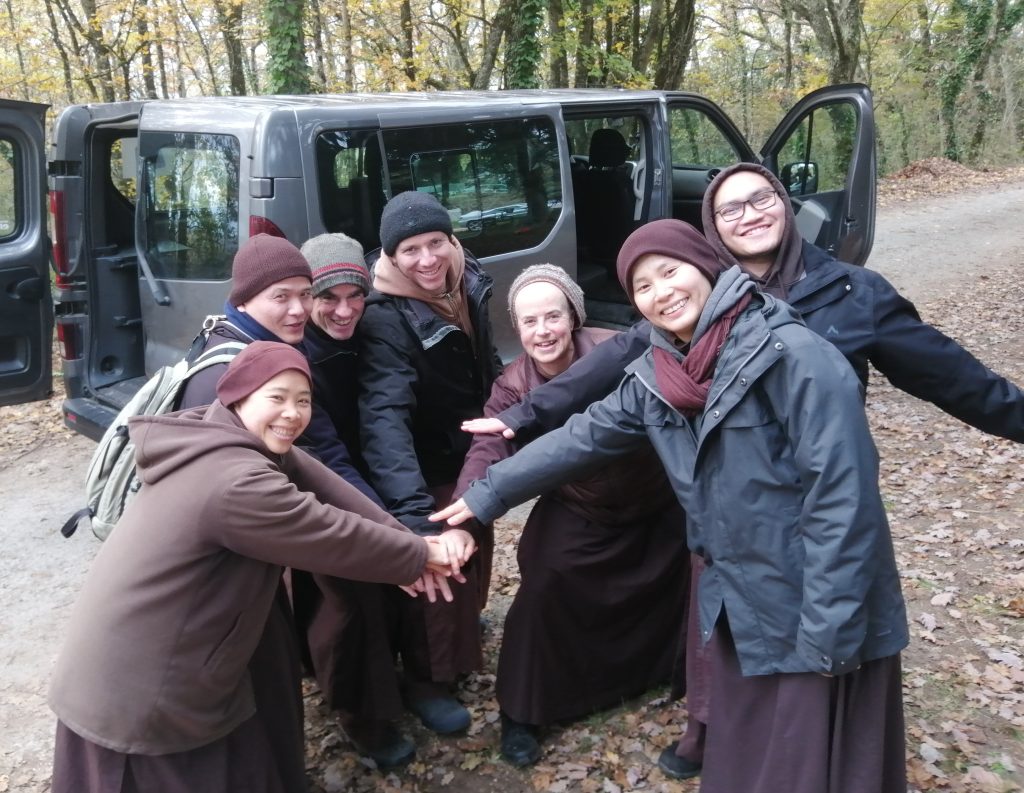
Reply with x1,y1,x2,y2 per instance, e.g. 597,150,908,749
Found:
301,233,371,296
379,191,454,256
508,264,586,330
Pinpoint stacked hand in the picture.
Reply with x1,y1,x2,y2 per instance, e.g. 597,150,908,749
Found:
460,417,515,439
401,529,477,603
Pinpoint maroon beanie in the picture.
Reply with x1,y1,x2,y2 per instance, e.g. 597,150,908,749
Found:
616,219,724,304
216,341,312,407
228,234,312,306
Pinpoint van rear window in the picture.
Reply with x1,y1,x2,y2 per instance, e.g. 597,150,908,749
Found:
0,137,18,240
316,117,562,258
140,132,240,281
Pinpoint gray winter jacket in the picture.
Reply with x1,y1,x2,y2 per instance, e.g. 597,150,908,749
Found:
463,267,908,677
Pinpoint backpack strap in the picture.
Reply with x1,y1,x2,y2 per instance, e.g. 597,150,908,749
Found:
60,507,92,538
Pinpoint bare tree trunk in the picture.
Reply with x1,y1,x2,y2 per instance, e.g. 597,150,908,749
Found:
548,0,569,86
212,0,246,95
574,0,596,86
42,0,77,102
308,0,328,89
54,0,117,100
178,0,222,95
340,0,354,91
635,0,665,74
136,0,158,98
400,0,416,84
4,0,29,100
653,0,696,89
472,0,515,89
791,0,863,83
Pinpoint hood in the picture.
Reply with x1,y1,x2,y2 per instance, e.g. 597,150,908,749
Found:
129,401,277,487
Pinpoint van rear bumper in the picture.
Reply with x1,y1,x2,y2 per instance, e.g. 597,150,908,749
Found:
62,397,117,442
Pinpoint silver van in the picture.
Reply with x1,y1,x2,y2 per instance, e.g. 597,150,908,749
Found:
0,86,876,439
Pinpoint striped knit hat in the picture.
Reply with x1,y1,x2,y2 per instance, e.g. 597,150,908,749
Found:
300,233,371,296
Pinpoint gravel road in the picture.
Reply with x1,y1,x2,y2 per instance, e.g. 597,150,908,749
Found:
1,182,1022,791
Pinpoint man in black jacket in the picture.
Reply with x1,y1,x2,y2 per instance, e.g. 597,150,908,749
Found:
462,163,1024,780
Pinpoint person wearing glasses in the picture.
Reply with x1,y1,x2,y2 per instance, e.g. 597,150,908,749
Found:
461,161,1024,780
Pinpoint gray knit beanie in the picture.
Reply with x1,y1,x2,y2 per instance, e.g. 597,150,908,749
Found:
508,264,586,330
301,233,371,296
379,191,454,256
228,234,312,306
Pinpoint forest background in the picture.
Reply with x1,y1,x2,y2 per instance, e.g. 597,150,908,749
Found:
0,0,1022,175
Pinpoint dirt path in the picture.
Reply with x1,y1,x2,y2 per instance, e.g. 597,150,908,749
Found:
1,179,1022,793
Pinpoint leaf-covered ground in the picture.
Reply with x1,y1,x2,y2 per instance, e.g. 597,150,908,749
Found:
1,159,1021,793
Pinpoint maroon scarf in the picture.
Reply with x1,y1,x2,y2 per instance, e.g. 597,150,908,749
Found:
653,293,752,416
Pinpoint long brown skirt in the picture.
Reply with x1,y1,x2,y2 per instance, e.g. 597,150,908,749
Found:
700,619,906,793
497,496,689,725
290,482,491,711
51,715,292,793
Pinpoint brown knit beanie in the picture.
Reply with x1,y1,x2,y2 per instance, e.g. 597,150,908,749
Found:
508,264,587,329
228,234,312,306
379,191,454,256
216,341,312,407
616,219,724,305
301,233,371,296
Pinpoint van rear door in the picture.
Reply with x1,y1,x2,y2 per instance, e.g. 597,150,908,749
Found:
0,98,52,407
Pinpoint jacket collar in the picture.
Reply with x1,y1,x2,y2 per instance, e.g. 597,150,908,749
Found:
367,251,494,351
301,321,358,364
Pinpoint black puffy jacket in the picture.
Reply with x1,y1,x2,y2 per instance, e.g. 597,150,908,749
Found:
358,252,501,534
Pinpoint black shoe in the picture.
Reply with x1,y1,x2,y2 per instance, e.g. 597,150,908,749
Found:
657,744,702,779
347,720,416,769
407,695,471,734
500,716,541,767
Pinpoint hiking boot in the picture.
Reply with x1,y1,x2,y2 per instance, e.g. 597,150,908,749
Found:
500,714,541,767
657,744,702,779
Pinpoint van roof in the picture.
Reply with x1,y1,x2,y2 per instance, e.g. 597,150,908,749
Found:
138,88,694,116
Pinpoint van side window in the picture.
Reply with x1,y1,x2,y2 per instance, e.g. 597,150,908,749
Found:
381,117,561,258
667,107,742,229
773,102,857,196
315,129,386,249
0,137,18,239
140,132,240,281
668,108,741,169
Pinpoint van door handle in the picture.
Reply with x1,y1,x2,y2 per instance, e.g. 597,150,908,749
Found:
11,277,45,302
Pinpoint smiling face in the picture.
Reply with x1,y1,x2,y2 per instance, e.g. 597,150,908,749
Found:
393,231,455,293
237,276,313,344
514,281,575,378
310,283,366,341
712,171,786,277
233,369,312,454
631,254,713,344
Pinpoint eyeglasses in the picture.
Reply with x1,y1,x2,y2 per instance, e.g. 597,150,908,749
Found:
714,189,778,222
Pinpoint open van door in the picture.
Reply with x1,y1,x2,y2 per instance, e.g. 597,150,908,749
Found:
0,98,52,407
760,83,876,266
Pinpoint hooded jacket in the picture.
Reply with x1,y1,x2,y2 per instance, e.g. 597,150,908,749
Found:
358,249,502,534
463,267,908,677
49,401,427,755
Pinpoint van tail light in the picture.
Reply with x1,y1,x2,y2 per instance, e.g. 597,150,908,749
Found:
49,190,71,286
249,215,287,238
56,318,82,361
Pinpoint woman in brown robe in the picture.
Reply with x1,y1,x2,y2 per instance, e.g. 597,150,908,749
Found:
49,342,464,793
454,264,689,767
